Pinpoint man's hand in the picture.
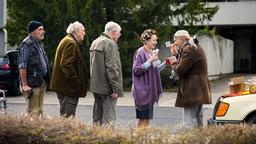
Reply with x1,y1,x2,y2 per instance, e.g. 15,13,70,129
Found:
22,85,32,94
170,44,177,56
186,35,193,40
170,56,178,65
111,91,118,99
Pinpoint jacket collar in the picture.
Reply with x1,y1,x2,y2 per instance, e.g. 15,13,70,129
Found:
22,35,43,50
69,34,79,45
102,33,111,39
101,33,119,49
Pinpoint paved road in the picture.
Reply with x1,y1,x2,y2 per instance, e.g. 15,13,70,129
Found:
5,103,211,130
4,91,213,129
2,74,255,128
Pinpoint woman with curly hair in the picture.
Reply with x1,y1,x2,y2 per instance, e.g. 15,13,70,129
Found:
132,29,166,128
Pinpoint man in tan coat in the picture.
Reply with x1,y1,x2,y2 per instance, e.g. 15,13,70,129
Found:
90,21,123,125
170,30,211,128
50,21,89,117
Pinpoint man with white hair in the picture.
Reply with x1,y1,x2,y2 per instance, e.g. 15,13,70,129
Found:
50,21,89,117
170,30,211,128
89,21,123,126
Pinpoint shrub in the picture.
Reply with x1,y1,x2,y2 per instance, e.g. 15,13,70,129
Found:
174,124,256,144
1,115,256,144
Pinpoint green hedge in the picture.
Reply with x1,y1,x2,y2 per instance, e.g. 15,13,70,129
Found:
1,115,256,144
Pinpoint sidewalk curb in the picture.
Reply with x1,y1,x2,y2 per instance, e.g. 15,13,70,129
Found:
7,101,215,109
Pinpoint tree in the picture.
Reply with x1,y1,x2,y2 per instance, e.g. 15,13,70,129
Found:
7,0,218,90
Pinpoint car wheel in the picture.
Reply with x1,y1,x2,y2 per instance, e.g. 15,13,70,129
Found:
247,115,256,124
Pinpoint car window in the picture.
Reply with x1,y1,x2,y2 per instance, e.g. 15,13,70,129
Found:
7,51,18,66
0,57,4,64
0,57,9,65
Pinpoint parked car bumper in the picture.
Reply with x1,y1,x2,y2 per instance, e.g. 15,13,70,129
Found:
0,81,9,91
0,75,17,91
207,118,242,125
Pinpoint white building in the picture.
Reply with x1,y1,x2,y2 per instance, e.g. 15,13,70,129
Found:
205,0,256,75
205,0,256,74
172,0,256,75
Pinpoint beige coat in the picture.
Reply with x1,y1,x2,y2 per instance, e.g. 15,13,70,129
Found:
173,42,211,107
50,34,89,97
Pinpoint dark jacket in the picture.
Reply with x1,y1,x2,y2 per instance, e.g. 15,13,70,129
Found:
19,35,50,87
172,42,212,107
50,34,89,98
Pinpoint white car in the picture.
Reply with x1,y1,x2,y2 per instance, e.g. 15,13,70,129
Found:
208,94,256,124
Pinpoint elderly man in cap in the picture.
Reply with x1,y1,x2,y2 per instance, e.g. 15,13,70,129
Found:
18,20,50,116
169,30,211,128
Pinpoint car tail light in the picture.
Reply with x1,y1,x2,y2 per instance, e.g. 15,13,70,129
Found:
216,102,229,117
0,64,10,70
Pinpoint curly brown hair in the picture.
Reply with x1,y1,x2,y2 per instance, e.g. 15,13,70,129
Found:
140,29,157,44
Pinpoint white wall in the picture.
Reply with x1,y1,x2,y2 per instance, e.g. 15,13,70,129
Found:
159,34,234,79
198,35,234,79
172,1,256,26
206,1,256,25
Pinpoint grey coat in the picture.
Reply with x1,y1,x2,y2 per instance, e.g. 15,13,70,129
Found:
89,33,124,97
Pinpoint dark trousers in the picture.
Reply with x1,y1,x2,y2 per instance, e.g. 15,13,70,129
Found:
57,92,79,118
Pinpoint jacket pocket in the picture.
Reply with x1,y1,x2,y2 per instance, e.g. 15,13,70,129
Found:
29,51,40,66
27,70,43,87
68,77,82,94
180,78,187,96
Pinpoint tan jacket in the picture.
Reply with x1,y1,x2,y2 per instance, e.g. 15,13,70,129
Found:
89,33,123,97
50,34,89,97
173,42,211,107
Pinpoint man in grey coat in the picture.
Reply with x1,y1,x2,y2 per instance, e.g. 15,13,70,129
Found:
89,21,123,126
